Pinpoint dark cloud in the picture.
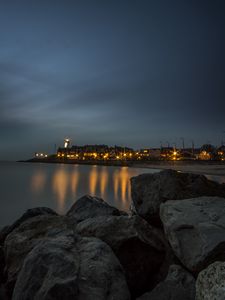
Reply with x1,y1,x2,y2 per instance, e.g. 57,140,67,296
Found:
0,0,225,159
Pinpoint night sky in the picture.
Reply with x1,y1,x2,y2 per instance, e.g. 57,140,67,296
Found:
0,0,225,160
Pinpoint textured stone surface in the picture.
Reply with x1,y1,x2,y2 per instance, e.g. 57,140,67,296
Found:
196,261,225,300
4,214,70,297
76,215,165,297
0,207,57,245
137,264,195,300
66,195,127,225
12,233,130,300
131,169,225,226
160,196,225,273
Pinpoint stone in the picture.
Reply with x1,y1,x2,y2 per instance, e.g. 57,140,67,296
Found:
131,169,225,226
12,233,130,300
0,246,4,283
66,195,127,225
4,214,70,297
196,261,225,300
0,207,57,245
0,284,7,300
160,196,225,273
137,264,195,300
76,215,165,298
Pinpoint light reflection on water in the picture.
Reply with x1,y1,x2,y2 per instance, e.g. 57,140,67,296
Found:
30,169,46,193
1,162,225,227
28,164,155,216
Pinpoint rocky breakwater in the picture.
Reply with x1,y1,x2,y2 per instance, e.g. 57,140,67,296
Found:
0,170,225,299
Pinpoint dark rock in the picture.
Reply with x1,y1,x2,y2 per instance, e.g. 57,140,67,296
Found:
0,284,7,300
155,238,181,284
0,207,57,245
66,195,127,225
12,233,130,300
196,261,225,300
76,215,165,298
130,169,225,226
137,264,195,300
4,214,70,297
160,196,225,273
0,246,5,284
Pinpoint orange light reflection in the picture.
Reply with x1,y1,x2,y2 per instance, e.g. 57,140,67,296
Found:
100,167,108,198
89,166,98,195
31,170,46,193
52,167,68,213
71,167,79,197
113,167,130,208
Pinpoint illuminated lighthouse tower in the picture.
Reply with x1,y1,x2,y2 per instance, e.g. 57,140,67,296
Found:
64,138,70,149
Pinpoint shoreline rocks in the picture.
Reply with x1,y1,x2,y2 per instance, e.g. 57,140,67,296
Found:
76,215,165,297
137,264,195,300
1,169,225,299
196,261,225,300
130,169,225,226
160,196,225,273
12,233,130,300
66,195,127,226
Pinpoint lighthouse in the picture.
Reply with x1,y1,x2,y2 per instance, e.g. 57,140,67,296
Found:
64,138,70,148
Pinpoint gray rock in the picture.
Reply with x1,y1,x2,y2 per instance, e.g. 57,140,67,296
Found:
137,264,195,300
12,233,130,300
160,196,225,273
131,170,225,226
76,215,165,298
0,207,57,245
196,261,225,300
4,214,70,297
66,195,127,225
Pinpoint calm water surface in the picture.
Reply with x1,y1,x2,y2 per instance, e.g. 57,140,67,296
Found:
0,162,224,227
0,162,158,227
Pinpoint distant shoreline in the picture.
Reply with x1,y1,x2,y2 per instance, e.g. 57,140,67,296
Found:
20,158,225,177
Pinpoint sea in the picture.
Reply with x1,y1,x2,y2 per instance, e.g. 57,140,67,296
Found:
0,161,224,227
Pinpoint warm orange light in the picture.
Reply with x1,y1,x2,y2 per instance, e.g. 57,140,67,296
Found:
31,170,46,193
52,168,68,213
89,166,98,195
71,167,79,196
100,167,108,198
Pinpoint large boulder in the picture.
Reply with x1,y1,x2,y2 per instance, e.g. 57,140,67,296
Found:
131,170,225,226
160,196,225,273
196,261,225,300
12,233,130,300
76,215,165,298
66,195,127,225
4,214,70,297
137,264,195,300
0,207,57,245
